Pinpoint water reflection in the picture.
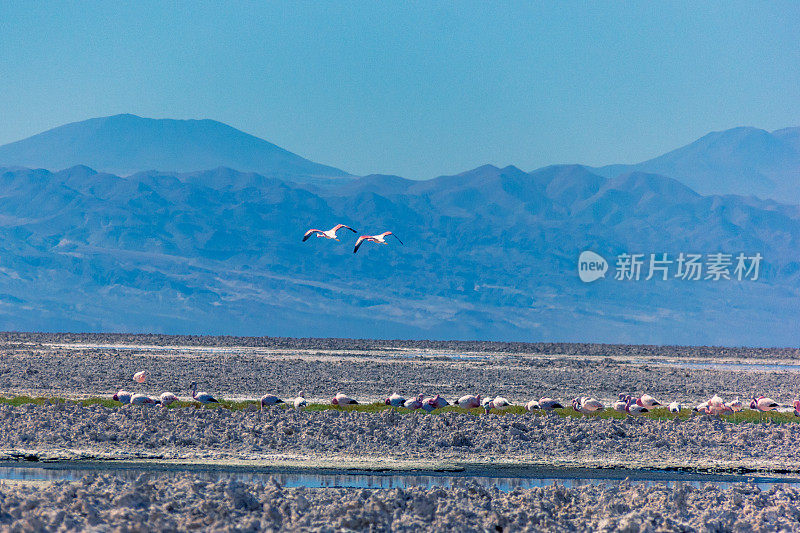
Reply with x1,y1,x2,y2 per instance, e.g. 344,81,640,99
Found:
642,360,800,372
1,465,798,492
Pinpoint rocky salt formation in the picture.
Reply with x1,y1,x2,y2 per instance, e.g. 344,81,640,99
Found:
1,474,800,532
2,403,800,471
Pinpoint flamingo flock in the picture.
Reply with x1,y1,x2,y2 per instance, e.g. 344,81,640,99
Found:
112,372,800,421
302,223,403,254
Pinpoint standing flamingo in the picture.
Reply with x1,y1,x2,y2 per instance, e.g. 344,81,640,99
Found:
353,232,403,253
750,396,779,422
693,401,711,414
331,393,358,406
112,390,132,404
481,396,494,414
457,394,481,409
727,398,743,413
189,381,219,405
404,394,424,410
751,396,779,412
625,396,649,416
490,397,511,411
385,393,406,407
793,400,800,417
159,392,178,407
571,397,602,415
580,397,605,413
668,401,681,413
422,395,449,412
260,394,284,410
707,394,723,415
613,394,629,412
130,393,157,406
303,224,357,242
525,400,540,411
636,394,661,409
571,398,583,413
538,398,564,411
294,392,308,410
707,395,733,416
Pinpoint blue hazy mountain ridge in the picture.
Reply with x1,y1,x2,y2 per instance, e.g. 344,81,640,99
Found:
2,115,799,201
595,127,800,202
0,163,799,345
0,114,350,179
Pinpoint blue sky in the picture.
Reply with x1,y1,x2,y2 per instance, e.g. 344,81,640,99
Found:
1,2,798,179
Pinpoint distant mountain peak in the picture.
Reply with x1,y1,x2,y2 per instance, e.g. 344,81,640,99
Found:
0,114,350,180
594,125,800,202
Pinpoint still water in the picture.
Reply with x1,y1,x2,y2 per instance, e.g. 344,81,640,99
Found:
643,360,800,372
1,464,797,492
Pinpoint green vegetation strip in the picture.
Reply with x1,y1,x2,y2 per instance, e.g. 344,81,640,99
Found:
0,395,796,424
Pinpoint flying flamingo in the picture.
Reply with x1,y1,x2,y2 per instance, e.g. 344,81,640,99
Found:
133,371,147,383
404,394,424,410
353,232,403,253
112,390,132,404
260,394,284,410
303,224,357,242
159,392,178,407
331,393,358,406
538,398,564,411
385,393,406,407
189,381,219,405
457,394,481,409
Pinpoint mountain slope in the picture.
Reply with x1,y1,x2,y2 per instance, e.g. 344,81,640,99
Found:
0,114,349,179
0,164,799,345
595,126,800,201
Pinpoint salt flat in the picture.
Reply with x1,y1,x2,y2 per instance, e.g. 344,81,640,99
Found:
1,333,799,405
3,333,800,530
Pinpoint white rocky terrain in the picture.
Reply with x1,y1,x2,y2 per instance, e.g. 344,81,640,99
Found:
3,334,800,530
1,474,799,532
0,403,799,474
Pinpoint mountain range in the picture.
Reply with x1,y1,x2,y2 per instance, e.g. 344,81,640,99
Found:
0,115,799,345
2,115,799,201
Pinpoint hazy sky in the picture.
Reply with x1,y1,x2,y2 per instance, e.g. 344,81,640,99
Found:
1,2,798,179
